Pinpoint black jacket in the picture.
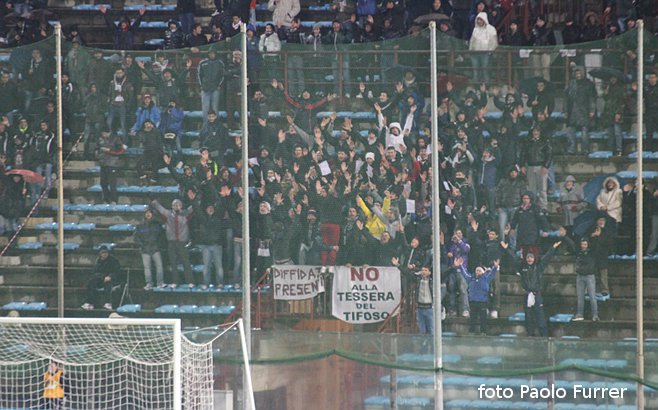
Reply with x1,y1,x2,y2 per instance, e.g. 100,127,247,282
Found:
134,219,165,255
507,246,557,294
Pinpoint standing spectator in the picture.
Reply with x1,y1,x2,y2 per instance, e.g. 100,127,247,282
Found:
0,71,20,124
100,6,145,51
281,18,306,97
107,67,134,138
151,198,195,287
644,72,658,151
558,175,585,237
87,50,112,99
520,127,551,210
529,16,555,80
83,83,105,160
604,0,636,32
26,119,55,205
502,240,561,337
406,265,436,335
81,246,122,310
195,203,225,289
253,200,274,281
137,119,165,184
565,67,596,155
590,215,614,299
197,48,225,127
322,20,352,96
495,165,524,243
571,238,600,321
259,24,281,84
177,0,197,34
136,59,190,112
225,50,244,130
96,129,125,204
134,208,165,290
468,12,498,83
23,48,51,115
164,20,186,50
268,0,300,29
453,256,499,334
647,183,658,257
596,176,623,231
65,36,91,90
510,192,549,259
602,75,626,156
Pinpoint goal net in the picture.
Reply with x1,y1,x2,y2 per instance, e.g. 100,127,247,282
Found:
0,317,213,410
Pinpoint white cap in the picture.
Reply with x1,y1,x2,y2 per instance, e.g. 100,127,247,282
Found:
365,152,375,160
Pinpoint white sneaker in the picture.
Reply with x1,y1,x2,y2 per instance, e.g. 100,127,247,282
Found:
200,284,208,290
490,310,498,319
81,303,94,310
462,311,470,318
441,306,446,321
188,283,195,288
144,284,153,291
103,303,113,310
169,283,178,289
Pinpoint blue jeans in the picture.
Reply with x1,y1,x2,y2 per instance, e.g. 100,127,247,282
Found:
416,307,433,334
233,238,242,284
201,90,220,127
107,105,127,138
470,52,491,83
142,252,164,287
566,125,590,154
31,163,52,205
576,274,598,318
498,207,516,245
200,244,224,285
179,12,195,34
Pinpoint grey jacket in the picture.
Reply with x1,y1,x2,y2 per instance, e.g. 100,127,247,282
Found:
150,200,193,242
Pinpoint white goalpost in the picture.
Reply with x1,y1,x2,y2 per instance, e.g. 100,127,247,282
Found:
0,317,221,410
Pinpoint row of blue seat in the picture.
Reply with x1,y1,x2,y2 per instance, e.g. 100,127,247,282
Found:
364,395,432,408
53,204,148,213
87,184,179,194
3,302,47,311
71,4,175,11
17,242,80,250
559,358,628,370
35,222,96,231
152,304,235,315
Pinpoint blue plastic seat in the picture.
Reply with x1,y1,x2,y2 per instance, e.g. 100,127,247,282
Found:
508,312,525,321
3,302,27,310
154,305,179,313
117,304,142,313
145,39,165,46
177,305,199,314
87,184,103,192
550,313,574,323
108,224,136,232
588,151,613,159
60,243,80,251
477,356,503,365
17,242,43,250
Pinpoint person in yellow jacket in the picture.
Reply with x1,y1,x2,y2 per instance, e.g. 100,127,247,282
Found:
43,362,65,409
356,193,391,240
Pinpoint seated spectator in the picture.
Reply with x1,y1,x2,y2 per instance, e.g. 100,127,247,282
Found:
130,94,161,137
164,21,186,50
81,246,123,311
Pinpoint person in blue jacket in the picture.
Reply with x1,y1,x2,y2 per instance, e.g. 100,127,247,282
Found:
452,255,499,334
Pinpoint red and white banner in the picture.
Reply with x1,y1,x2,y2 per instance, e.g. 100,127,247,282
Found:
332,266,401,324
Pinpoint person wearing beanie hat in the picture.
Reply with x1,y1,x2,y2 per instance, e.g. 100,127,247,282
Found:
510,190,550,260
134,207,165,290
502,240,562,336
81,242,123,311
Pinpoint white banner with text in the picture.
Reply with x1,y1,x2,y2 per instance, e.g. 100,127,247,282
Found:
332,266,401,324
272,265,326,300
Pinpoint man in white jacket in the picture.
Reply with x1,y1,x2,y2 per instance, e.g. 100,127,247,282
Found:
268,0,300,28
469,12,498,83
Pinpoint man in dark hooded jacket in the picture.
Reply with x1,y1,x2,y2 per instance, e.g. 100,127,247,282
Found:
100,6,145,50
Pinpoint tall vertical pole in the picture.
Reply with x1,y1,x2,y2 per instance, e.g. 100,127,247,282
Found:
240,22,253,409
55,24,64,318
636,20,645,410
429,21,444,410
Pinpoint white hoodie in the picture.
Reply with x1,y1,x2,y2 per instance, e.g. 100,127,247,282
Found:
469,12,499,52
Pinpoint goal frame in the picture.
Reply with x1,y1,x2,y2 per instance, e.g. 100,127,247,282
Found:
0,317,183,410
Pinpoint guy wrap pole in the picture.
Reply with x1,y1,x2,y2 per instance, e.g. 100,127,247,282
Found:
55,24,65,318
429,21,444,410
240,22,253,409
636,19,645,410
